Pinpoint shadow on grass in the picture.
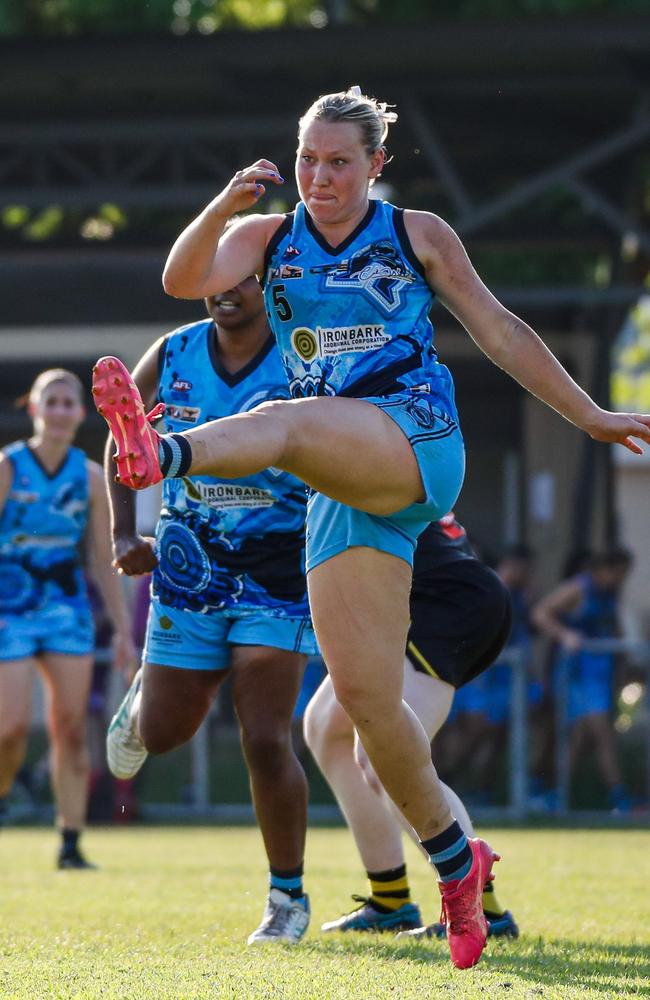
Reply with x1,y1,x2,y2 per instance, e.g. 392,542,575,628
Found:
303,935,650,995
483,938,650,996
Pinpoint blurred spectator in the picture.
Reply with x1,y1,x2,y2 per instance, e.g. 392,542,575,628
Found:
437,545,536,805
532,549,633,811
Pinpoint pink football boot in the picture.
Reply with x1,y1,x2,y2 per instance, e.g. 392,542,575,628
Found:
438,838,500,969
92,356,165,490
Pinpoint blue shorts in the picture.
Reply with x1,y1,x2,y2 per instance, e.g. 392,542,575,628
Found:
293,655,327,720
0,603,95,660
555,652,614,722
306,391,465,571
143,597,318,671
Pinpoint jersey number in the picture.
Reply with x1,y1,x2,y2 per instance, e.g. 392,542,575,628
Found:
272,284,293,322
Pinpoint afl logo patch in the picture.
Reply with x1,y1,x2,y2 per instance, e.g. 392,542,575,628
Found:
291,327,318,362
172,379,192,392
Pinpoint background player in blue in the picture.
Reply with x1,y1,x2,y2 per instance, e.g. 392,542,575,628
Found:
304,515,518,941
532,550,632,811
0,369,135,868
95,86,650,969
104,278,318,944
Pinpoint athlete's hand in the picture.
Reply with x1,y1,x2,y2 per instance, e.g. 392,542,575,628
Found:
584,409,650,455
113,533,158,576
112,630,138,679
560,629,583,653
212,159,284,216
354,733,384,796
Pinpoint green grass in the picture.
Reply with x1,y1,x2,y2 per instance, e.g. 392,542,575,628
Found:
1,827,648,999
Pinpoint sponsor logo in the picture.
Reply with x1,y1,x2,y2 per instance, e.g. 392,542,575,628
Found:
310,240,415,312
291,327,319,361
283,244,302,258
272,264,304,280
189,482,277,509
10,490,39,504
166,404,201,424
291,324,389,361
159,615,174,630
171,378,192,392
152,628,182,643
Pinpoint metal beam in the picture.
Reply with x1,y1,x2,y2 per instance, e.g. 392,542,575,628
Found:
567,177,650,258
403,97,473,216
456,116,650,235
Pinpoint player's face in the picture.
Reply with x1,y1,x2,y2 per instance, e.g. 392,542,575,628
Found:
205,276,265,331
296,119,384,227
30,381,85,441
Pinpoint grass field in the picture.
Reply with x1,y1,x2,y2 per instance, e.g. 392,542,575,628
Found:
1,826,648,999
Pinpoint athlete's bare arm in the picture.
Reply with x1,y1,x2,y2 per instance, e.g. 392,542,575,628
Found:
87,460,137,673
104,340,163,577
531,578,584,650
404,209,650,454
0,453,12,518
163,160,285,299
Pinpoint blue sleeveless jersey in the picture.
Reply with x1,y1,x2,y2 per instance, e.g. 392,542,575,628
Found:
0,442,89,615
263,199,458,421
564,574,618,639
153,320,310,616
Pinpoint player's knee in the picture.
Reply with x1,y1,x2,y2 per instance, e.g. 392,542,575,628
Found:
330,677,388,729
303,697,347,761
139,720,181,756
52,712,85,752
241,728,293,774
249,399,294,462
302,701,324,757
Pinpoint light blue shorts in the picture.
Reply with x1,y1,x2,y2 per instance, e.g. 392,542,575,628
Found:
306,391,465,571
143,598,318,671
0,603,95,660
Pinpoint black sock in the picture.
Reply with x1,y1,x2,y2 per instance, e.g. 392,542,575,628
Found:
158,433,193,478
61,828,80,854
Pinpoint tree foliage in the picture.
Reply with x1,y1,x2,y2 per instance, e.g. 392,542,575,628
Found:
1,0,647,35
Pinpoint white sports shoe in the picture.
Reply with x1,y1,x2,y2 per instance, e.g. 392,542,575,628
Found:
247,889,310,945
106,668,147,779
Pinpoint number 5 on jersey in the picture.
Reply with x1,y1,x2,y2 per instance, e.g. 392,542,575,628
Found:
272,284,293,322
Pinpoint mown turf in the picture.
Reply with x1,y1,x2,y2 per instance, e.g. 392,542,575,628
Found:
0,826,648,999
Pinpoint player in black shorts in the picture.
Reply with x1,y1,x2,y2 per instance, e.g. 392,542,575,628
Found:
304,514,519,939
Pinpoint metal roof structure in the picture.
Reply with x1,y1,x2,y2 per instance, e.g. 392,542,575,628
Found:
0,15,648,325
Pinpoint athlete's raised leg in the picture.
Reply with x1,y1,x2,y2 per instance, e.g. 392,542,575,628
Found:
107,662,226,781
93,359,423,515
138,663,226,753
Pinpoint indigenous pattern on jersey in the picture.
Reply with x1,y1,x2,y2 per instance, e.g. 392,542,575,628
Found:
154,321,310,616
263,200,459,423
0,442,89,616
